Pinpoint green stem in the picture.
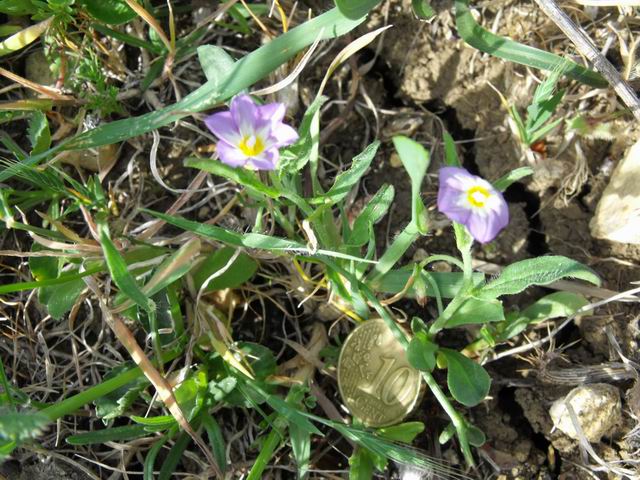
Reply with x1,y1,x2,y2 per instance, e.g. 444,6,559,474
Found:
461,247,473,290
367,222,419,283
420,370,474,466
428,294,465,335
0,265,104,294
246,427,283,480
40,348,180,421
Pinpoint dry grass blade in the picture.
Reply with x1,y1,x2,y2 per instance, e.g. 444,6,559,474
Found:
123,0,175,74
487,285,640,363
0,17,52,57
83,275,223,477
251,29,324,96
565,397,637,477
0,66,74,101
111,237,201,313
534,0,640,120
318,25,392,96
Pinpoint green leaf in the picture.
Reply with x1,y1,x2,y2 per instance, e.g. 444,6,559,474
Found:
525,64,567,138
185,157,280,198
522,291,588,321
347,184,394,247
440,349,490,407
455,0,606,88
406,333,437,371
208,377,237,402
319,141,380,205
391,136,430,233
202,413,227,472
374,269,485,299
39,277,86,320
0,0,36,16
98,221,155,313
412,0,435,19
29,246,58,281
159,429,192,480
443,131,461,167
410,317,428,335
349,447,376,479
130,415,176,430
197,45,236,86
278,96,328,174
0,409,48,442
466,424,486,447
478,255,600,299
444,297,504,328
80,0,137,24
192,247,258,292
239,343,276,381
501,291,588,340
335,0,381,19
66,424,149,445
290,420,311,479
526,91,565,137
94,365,149,420
144,433,173,480
174,372,207,421
92,24,163,54
438,423,456,445
493,167,533,192
144,209,377,264
378,422,424,443
28,111,50,155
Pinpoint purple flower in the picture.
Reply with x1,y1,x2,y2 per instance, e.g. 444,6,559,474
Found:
204,94,298,170
437,167,509,243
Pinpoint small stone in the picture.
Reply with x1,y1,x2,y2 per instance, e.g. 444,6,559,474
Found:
412,248,428,262
389,152,402,168
549,383,622,442
25,50,56,87
590,139,640,243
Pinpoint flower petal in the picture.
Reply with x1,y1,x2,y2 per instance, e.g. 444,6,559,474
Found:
257,102,285,125
248,149,279,171
466,206,508,243
230,94,260,136
216,141,248,168
268,123,299,148
204,111,241,145
437,185,472,225
439,166,478,192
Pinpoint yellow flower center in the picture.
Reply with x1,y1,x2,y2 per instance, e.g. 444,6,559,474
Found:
238,135,265,157
467,185,490,207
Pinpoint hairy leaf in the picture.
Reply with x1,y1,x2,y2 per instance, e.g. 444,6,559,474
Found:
479,256,600,299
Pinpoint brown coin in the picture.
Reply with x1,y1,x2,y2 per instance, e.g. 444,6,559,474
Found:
337,318,422,427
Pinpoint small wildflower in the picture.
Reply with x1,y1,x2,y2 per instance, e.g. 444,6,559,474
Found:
204,94,298,170
437,166,509,243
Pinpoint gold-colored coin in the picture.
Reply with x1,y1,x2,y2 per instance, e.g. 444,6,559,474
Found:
337,318,422,427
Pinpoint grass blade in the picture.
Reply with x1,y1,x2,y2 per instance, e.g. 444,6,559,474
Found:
455,0,606,87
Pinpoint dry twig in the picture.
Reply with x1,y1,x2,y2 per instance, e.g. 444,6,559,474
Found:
534,0,640,120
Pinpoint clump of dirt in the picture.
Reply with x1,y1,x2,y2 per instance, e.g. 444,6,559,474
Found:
0,456,90,480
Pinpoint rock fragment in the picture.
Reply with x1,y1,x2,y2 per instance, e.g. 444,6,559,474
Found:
549,383,622,442
590,139,640,244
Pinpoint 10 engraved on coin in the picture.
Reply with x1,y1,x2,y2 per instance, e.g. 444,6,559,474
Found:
337,318,422,427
